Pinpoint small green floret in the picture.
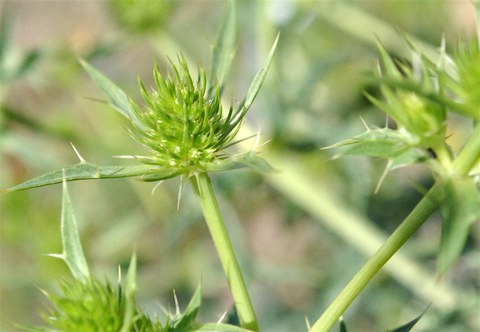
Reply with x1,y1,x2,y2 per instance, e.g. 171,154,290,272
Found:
130,57,246,175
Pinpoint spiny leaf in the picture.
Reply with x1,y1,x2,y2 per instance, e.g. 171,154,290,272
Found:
387,148,430,171
439,176,480,274
324,127,410,158
2,163,176,192
171,285,202,331
208,152,275,174
241,33,279,111
79,59,141,126
209,0,236,97
373,147,430,192
386,307,429,332
56,177,90,282
233,152,276,173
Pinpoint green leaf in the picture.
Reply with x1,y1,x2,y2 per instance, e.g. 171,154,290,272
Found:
325,128,410,158
386,307,428,332
234,152,276,173
375,40,402,80
171,285,202,331
209,0,236,97
79,59,140,125
55,177,90,282
209,152,276,174
439,176,480,274
388,148,430,171
240,33,279,111
2,162,177,192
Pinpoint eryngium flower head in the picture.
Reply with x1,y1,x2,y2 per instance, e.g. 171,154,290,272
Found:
38,278,161,331
130,57,246,175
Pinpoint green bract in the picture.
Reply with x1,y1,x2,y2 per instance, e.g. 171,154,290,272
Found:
447,40,480,118
130,58,246,174
368,42,447,149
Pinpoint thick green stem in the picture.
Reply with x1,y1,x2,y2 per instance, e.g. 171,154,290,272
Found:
192,172,258,331
311,124,480,332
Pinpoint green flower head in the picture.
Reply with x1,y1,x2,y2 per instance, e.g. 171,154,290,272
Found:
38,278,160,332
129,57,245,174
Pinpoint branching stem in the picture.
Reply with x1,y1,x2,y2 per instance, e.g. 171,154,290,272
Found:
311,124,480,332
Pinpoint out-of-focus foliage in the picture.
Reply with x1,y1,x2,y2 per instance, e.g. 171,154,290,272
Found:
107,0,174,33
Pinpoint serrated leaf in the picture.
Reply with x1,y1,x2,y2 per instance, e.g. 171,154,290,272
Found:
2,163,176,192
386,307,428,332
80,59,141,126
209,0,236,97
240,33,279,111
59,177,90,282
439,176,480,274
171,285,202,331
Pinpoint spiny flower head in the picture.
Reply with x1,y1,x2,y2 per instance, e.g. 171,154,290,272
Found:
368,42,448,148
37,278,161,332
129,57,247,175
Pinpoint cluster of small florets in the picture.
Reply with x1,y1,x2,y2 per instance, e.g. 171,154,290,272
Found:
130,57,243,174
40,278,160,331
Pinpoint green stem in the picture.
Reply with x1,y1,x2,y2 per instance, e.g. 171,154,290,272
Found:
452,123,480,175
192,172,258,331
311,124,480,332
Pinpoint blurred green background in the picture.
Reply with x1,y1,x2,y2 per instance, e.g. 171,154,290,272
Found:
0,1,478,331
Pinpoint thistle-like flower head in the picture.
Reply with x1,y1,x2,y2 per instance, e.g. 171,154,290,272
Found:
129,57,247,175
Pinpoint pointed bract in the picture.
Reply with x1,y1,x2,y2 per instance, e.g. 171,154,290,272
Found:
60,176,90,282
209,0,237,96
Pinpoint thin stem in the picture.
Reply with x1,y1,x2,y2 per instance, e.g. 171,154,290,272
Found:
192,172,258,331
310,184,442,332
311,123,480,332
